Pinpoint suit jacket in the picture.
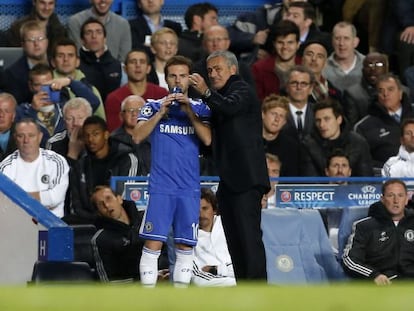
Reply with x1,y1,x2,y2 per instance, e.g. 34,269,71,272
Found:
129,15,182,59
4,56,33,104
205,75,270,193
283,102,314,141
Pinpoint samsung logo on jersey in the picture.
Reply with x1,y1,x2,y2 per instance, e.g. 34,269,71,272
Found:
160,124,195,135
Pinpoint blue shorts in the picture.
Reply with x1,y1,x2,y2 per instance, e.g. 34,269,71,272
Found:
139,193,199,246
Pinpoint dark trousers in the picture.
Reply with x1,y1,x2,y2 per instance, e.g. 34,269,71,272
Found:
217,183,267,281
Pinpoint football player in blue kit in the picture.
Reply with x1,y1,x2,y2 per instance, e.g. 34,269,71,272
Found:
132,55,212,287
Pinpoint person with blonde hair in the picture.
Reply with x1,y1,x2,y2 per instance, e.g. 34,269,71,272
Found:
262,94,300,176
149,27,179,90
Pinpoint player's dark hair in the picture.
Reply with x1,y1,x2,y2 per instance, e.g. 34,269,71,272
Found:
201,187,218,213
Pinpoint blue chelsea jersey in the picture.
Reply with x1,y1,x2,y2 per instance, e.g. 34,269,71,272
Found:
138,98,211,195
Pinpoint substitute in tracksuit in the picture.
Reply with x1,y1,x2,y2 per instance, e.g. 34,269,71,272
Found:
342,179,414,285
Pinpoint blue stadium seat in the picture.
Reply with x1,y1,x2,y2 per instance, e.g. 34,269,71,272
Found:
337,206,369,259
261,208,345,284
0,0,29,31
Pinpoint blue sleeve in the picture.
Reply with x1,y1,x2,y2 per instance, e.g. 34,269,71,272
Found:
138,101,161,121
68,79,100,112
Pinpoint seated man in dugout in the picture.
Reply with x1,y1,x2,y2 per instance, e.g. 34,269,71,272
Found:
342,179,414,285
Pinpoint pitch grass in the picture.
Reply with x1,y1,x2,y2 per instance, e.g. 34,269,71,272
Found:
1,282,413,311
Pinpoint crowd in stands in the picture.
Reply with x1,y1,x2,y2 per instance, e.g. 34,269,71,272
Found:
2,0,414,286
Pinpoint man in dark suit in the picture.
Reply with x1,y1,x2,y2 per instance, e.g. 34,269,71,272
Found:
129,0,182,58
283,1,331,56
283,65,315,141
190,50,270,281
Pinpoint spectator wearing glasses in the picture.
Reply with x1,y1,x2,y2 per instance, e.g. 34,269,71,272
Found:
343,52,410,126
3,21,49,104
283,65,315,141
354,73,414,173
111,95,151,175
105,49,168,132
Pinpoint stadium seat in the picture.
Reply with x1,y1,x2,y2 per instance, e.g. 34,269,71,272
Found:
71,224,97,273
30,261,95,283
337,206,369,259
261,208,345,284
0,47,23,68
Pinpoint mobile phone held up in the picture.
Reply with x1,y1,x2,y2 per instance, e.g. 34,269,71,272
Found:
41,85,60,103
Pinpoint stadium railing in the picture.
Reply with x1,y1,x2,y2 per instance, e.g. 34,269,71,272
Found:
0,173,73,284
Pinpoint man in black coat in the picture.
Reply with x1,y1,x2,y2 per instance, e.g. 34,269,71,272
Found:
91,185,145,282
354,73,414,172
301,98,374,177
342,179,414,285
190,50,270,281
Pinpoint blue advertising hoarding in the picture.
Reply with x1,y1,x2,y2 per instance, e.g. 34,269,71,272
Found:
275,183,384,209
124,181,219,210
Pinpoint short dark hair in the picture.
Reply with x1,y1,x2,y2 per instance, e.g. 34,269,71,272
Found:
401,118,414,137
313,97,344,118
184,2,218,29
82,115,108,131
29,63,53,81
164,55,193,77
288,1,316,21
201,187,218,213
326,148,350,168
51,37,79,59
376,73,402,90
124,48,151,65
91,185,118,209
80,17,106,39
382,179,407,195
266,20,300,54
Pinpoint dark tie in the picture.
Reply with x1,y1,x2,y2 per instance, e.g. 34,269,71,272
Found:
296,110,303,133
392,113,400,123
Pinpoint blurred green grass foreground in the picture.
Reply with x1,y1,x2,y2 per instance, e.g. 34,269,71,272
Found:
1,282,413,311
